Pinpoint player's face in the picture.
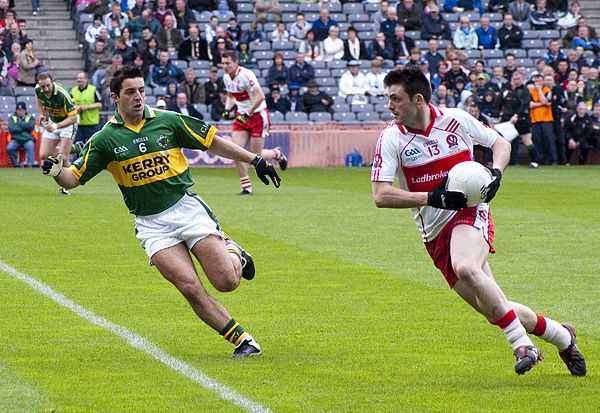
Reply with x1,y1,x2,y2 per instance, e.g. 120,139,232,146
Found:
39,78,53,95
386,84,419,126
113,77,145,122
222,56,237,75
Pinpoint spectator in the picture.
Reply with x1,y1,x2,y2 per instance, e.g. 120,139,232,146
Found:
255,0,282,24
299,29,324,62
444,45,470,69
302,79,333,113
487,65,508,92
431,60,448,90
164,80,179,103
180,68,205,104
3,23,25,62
566,48,585,71
240,22,266,45
529,74,557,165
508,0,531,22
338,59,368,102
543,39,566,66
289,13,312,45
397,0,422,32
85,14,106,48
271,22,290,42
369,31,394,61
6,102,36,168
103,2,128,30
444,0,484,14
323,26,344,62
210,89,230,122
132,52,152,86
564,102,595,164
4,43,19,88
365,59,387,97
311,8,338,41
424,39,445,76
288,52,315,86
343,27,368,61
530,0,558,30
476,16,498,50
204,66,225,108
498,13,523,50
153,0,175,27
380,9,399,42
453,16,478,50
472,72,493,100
87,39,112,76
372,1,390,33
479,90,500,117
204,16,219,45
572,26,600,52
456,89,474,111
443,58,468,95
16,40,41,87
226,18,243,46
430,83,456,107
557,0,582,30
178,25,209,62
266,52,289,87
113,36,135,64
237,42,258,69
174,0,196,36
108,17,123,39
128,0,145,21
121,26,133,48
189,0,219,14
130,9,160,41
166,91,203,118
591,101,600,146
152,50,183,86
421,5,451,41
503,53,518,81
391,25,415,62
157,15,183,52
405,47,423,68
211,36,233,68
287,82,304,113
488,0,510,13
266,84,291,114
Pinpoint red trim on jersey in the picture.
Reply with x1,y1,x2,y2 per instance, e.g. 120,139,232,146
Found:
397,123,407,134
230,66,241,80
495,309,518,329
533,315,547,336
404,105,438,137
231,90,250,101
372,121,397,182
402,150,471,192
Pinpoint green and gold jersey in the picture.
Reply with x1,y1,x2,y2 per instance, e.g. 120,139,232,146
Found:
35,82,78,123
70,106,216,216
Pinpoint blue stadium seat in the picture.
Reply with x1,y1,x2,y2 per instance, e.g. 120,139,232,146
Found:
514,21,530,29
528,49,545,58
282,13,296,23
0,111,12,122
193,69,210,78
251,41,272,51
305,12,319,22
264,22,278,32
327,60,346,69
172,60,188,70
322,86,339,96
357,111,380,123
465,49,482,59
319,77,337,86
152,86,167,96
79,13,94,24
343,3,364,14
255,51,275,60
16,95,36,104
0,103,12,112
516,58,534,67
14,86,35,96
382,59,395,68
523,39,545,50
352,22,371,33
522,30,538,39
299,3,320,12
0,96,16,106
286,111,309,122
189,60,211,69
145,96,157,106
324,2,342,13
272,41,294,51
406,31,421,40
25,103,38,114
332,103,350,112
330,68,345,78
505,49,527,58
314,68,331,78
269,111,286,123
437,40,451,49
487,58,504,67
238,13,255,24
380,112,393,121
348,13,369,23
237,3,253,12
311,61,327,69
375,103,389,113
449,22,459,32
488,12,503,21
369,95,388,105
441,13,459,22
365,3,380,13
258,60,272,69
279,50,296,60
333,112,357,122
463,11,480,21
281,3,298,12
360,31,376,41
309,111,333,122
539,29,560,39
482,49,503,59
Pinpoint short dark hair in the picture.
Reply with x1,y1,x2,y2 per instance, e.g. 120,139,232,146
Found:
383,67,432,103
110,66,144,95
222,50,238,62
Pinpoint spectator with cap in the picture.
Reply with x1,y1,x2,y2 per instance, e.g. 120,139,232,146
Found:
287,82,304,113
421,5,451,41
288,52,315,87
302,80,334,114
6,101,37,168
266,84,291,114
338,60,368,103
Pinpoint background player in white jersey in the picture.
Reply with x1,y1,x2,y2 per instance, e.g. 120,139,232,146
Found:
371,67,585,376
221,50,287,195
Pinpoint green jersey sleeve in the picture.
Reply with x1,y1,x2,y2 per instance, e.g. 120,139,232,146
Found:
170,112,217,151
69,131,112,185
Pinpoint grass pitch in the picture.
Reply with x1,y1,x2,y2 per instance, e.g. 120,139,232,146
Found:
0,165,599,412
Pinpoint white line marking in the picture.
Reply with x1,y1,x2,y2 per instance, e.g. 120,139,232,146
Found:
0,260,271,413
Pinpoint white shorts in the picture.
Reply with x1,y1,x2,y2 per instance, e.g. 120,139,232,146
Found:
134,192,223,260
43,123,76,140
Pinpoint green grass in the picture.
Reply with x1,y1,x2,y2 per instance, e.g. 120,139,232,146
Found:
0,165,599,412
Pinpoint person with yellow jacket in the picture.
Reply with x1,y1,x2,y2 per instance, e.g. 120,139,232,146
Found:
71,72,103,146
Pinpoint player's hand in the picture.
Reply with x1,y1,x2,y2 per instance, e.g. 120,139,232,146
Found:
485,167,502,203
252,155,281,188
236,113,249,123
221,109,231,119
42,154,63,177
427,177,467,211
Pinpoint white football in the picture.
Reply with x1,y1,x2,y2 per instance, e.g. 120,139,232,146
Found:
446,161,494,207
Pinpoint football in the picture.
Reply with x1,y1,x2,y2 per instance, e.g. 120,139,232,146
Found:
446,161,494,207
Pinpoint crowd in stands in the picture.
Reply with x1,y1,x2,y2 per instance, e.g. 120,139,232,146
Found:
1,0,599,166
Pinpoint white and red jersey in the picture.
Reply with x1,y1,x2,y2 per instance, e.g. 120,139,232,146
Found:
371,104,500,242
223,66,267,114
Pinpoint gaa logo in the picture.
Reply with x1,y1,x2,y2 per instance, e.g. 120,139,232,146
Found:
446,134,459,149
404,148,421,157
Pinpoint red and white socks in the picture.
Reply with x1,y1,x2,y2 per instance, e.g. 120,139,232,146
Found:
240,176,252,193
495,309,534,350
532,314,571,350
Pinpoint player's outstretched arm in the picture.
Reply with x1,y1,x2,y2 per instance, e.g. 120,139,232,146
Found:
485,137,511,202
372,181,429,209
209,135,281,187
41,155,81,190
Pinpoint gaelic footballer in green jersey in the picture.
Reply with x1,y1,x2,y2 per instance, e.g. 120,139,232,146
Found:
42,66,281,358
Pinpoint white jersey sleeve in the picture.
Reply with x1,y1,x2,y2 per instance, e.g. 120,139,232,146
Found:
445,107,499,148
372,121,400,183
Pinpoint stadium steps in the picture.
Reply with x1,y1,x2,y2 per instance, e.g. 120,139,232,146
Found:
579,0,600,25
13,0,84,85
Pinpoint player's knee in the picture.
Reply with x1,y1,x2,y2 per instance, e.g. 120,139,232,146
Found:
213,275,239,293
454,263,481,285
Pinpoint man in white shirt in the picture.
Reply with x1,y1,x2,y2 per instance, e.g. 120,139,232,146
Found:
338,60,368,100
365,59,387,96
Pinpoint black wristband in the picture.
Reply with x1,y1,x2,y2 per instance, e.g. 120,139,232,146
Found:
251,155,262,167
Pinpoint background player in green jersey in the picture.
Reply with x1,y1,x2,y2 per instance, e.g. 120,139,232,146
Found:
42,66,281,358
35,72,78,195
